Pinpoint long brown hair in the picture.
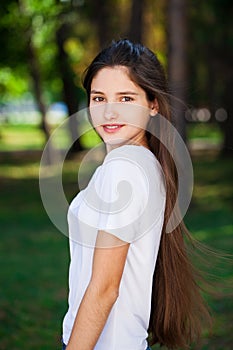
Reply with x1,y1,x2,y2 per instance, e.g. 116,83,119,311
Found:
82,39,212,349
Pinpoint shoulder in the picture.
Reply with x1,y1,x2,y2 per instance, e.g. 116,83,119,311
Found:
104,144,160,168
94,145,165,200
104,144,154,162
98,145,152,184
102,145,164,184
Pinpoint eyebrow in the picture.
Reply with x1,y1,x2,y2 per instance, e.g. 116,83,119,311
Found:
90,90,139,96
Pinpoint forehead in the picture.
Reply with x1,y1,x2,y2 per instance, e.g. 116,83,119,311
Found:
91,66,138,90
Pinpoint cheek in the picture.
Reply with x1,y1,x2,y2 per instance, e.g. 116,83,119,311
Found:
129,110,150,129
89,105,105,127
117,104,150,126
94,125,103,136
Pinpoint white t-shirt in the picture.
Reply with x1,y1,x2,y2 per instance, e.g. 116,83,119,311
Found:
62,145,166,350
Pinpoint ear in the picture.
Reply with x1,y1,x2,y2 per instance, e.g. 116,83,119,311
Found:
149,99,159,116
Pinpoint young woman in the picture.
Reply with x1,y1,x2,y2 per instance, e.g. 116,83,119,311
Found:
62,39,211,350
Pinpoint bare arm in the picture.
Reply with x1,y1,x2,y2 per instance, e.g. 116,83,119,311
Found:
66,230,129,350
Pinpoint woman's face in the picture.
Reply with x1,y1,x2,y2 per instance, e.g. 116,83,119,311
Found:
89,66,158,152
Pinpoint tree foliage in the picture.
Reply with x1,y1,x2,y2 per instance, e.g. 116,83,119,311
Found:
0,0,232,152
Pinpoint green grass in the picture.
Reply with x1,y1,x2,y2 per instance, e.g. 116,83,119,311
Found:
0,123,101,152
0,121,223,152
0,140,232,349
184,156,233,350
0,175,68,349
187,122,223,144
0,124,46,151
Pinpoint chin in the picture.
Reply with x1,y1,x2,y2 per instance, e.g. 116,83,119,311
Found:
105,138,128,147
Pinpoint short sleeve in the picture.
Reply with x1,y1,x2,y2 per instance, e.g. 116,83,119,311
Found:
80,146,166,243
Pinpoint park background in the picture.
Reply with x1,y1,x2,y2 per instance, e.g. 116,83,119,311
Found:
0,0,232,349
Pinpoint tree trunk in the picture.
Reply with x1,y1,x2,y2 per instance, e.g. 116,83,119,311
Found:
128,0,145,42
218,8,233,156
18,0,50,142
167,0,187,141
87,0,118,48
222,78,233,156
27,38,50,142
27,37,57,165
56,22,82,153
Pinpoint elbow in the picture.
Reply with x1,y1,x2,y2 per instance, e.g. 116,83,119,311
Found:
108,287,119,303
89,281,119,305
99,285,119,304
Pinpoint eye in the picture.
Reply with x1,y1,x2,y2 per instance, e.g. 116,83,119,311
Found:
92,96,105,102
121,96,134,102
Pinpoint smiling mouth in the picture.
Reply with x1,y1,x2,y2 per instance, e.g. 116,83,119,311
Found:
102,124,125,132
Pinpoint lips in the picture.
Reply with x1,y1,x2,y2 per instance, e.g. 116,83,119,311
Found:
102,124,124,133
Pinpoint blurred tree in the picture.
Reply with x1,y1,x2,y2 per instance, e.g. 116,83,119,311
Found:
56,9,82,152
2,0,231,155
18,0,50,141
143,0,167,62
85,0,120,48
189,0,233,155
0,0,32,106
128,0,145,42
0,0,58,141
0,0,87,151
167,0,188,141
85,0,148,50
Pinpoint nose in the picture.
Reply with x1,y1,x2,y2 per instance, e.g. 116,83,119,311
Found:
104,102,118,121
